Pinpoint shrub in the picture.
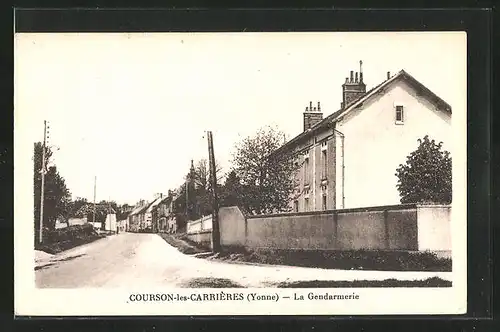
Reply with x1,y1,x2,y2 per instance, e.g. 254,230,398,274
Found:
36,224,102,254
395,135,452,204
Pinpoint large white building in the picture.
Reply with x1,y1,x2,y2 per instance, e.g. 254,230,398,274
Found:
274,62,452,211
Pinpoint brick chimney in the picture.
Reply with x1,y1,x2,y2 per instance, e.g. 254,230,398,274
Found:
341,60,367,109
303,101,323,131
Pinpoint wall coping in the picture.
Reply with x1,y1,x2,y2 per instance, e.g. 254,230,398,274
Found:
186,229,212,236
245,203,422,219
187,214,213,225
416,204,451,208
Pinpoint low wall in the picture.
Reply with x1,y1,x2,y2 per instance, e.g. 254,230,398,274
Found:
68,217,87,226
245,204,420,251
416,205,451,252
187,215,212,233
219,206,247,247
187,205,451,254
185,230,212,249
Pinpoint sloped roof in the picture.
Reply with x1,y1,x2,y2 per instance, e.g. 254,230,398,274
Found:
128,203,150,216
274,69,452,155
146,196,164,213
157,194,175,206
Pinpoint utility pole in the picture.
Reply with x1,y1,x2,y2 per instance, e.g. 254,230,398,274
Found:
207,131,221,252
185,179,189,219
93,176,96,225
108,196,112,234
39,120,47,244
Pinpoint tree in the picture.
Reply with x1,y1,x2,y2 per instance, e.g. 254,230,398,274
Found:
34,142,72,239
62,197,88,226
173,168,198,223
231,126,299,215
220,170,242,207
115,203,131,221
71,197,88,215
193,159,223,217
395,135,452,204
74,203,110,227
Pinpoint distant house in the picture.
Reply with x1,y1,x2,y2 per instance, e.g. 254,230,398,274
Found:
144,194,165,231
152,191,177,233
116,218,128,232
127,200,149,232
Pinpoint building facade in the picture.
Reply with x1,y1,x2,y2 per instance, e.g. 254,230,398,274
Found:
128,200,149,232
153,191,177,233
276,62,452,212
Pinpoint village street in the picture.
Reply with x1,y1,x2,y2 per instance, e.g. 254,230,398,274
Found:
35,232,452,288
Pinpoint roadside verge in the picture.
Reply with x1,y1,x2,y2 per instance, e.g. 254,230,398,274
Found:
157,233,451,272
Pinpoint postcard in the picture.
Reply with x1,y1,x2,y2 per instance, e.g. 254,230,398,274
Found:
14,31,467,316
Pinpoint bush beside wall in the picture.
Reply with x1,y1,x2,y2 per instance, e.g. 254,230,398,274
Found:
35,224,105,254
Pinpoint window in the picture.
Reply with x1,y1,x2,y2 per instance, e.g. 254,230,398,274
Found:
322,149,327,179
322,195,327,210
304,155,310,184
395,105,404,124
293,200,299,213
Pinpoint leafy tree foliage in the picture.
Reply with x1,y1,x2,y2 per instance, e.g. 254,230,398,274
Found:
172,159,225,223
395,135,452,204
173,168,198,224
115,203,132,221
70,197,88,216
231,126,299,215
193,159,223,217
34,142,72,239
74,202,114,226
220,170,242,207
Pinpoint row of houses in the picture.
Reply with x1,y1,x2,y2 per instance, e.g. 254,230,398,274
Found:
127,191,178,233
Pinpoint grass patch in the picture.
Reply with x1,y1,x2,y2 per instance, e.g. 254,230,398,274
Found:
179,277,244,288
157,233,210,255
275,277,452,288
35,224,105,254
210,247,451,272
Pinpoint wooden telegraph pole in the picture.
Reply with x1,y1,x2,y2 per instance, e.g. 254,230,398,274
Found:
93,176,97,225
108,196,113,234
207,131,221,252
39,120,47,244
185,179,189,218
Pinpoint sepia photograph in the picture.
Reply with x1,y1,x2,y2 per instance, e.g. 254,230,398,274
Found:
14,31,467,316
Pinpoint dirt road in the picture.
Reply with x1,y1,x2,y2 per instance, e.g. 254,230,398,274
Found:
35,232,452,288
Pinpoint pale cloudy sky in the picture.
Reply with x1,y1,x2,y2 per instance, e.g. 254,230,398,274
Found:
14,32,466,206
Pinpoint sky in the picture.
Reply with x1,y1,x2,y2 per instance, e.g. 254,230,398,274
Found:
14,32,466,206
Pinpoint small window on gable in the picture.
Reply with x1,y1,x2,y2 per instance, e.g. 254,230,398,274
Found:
395,105,404,124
